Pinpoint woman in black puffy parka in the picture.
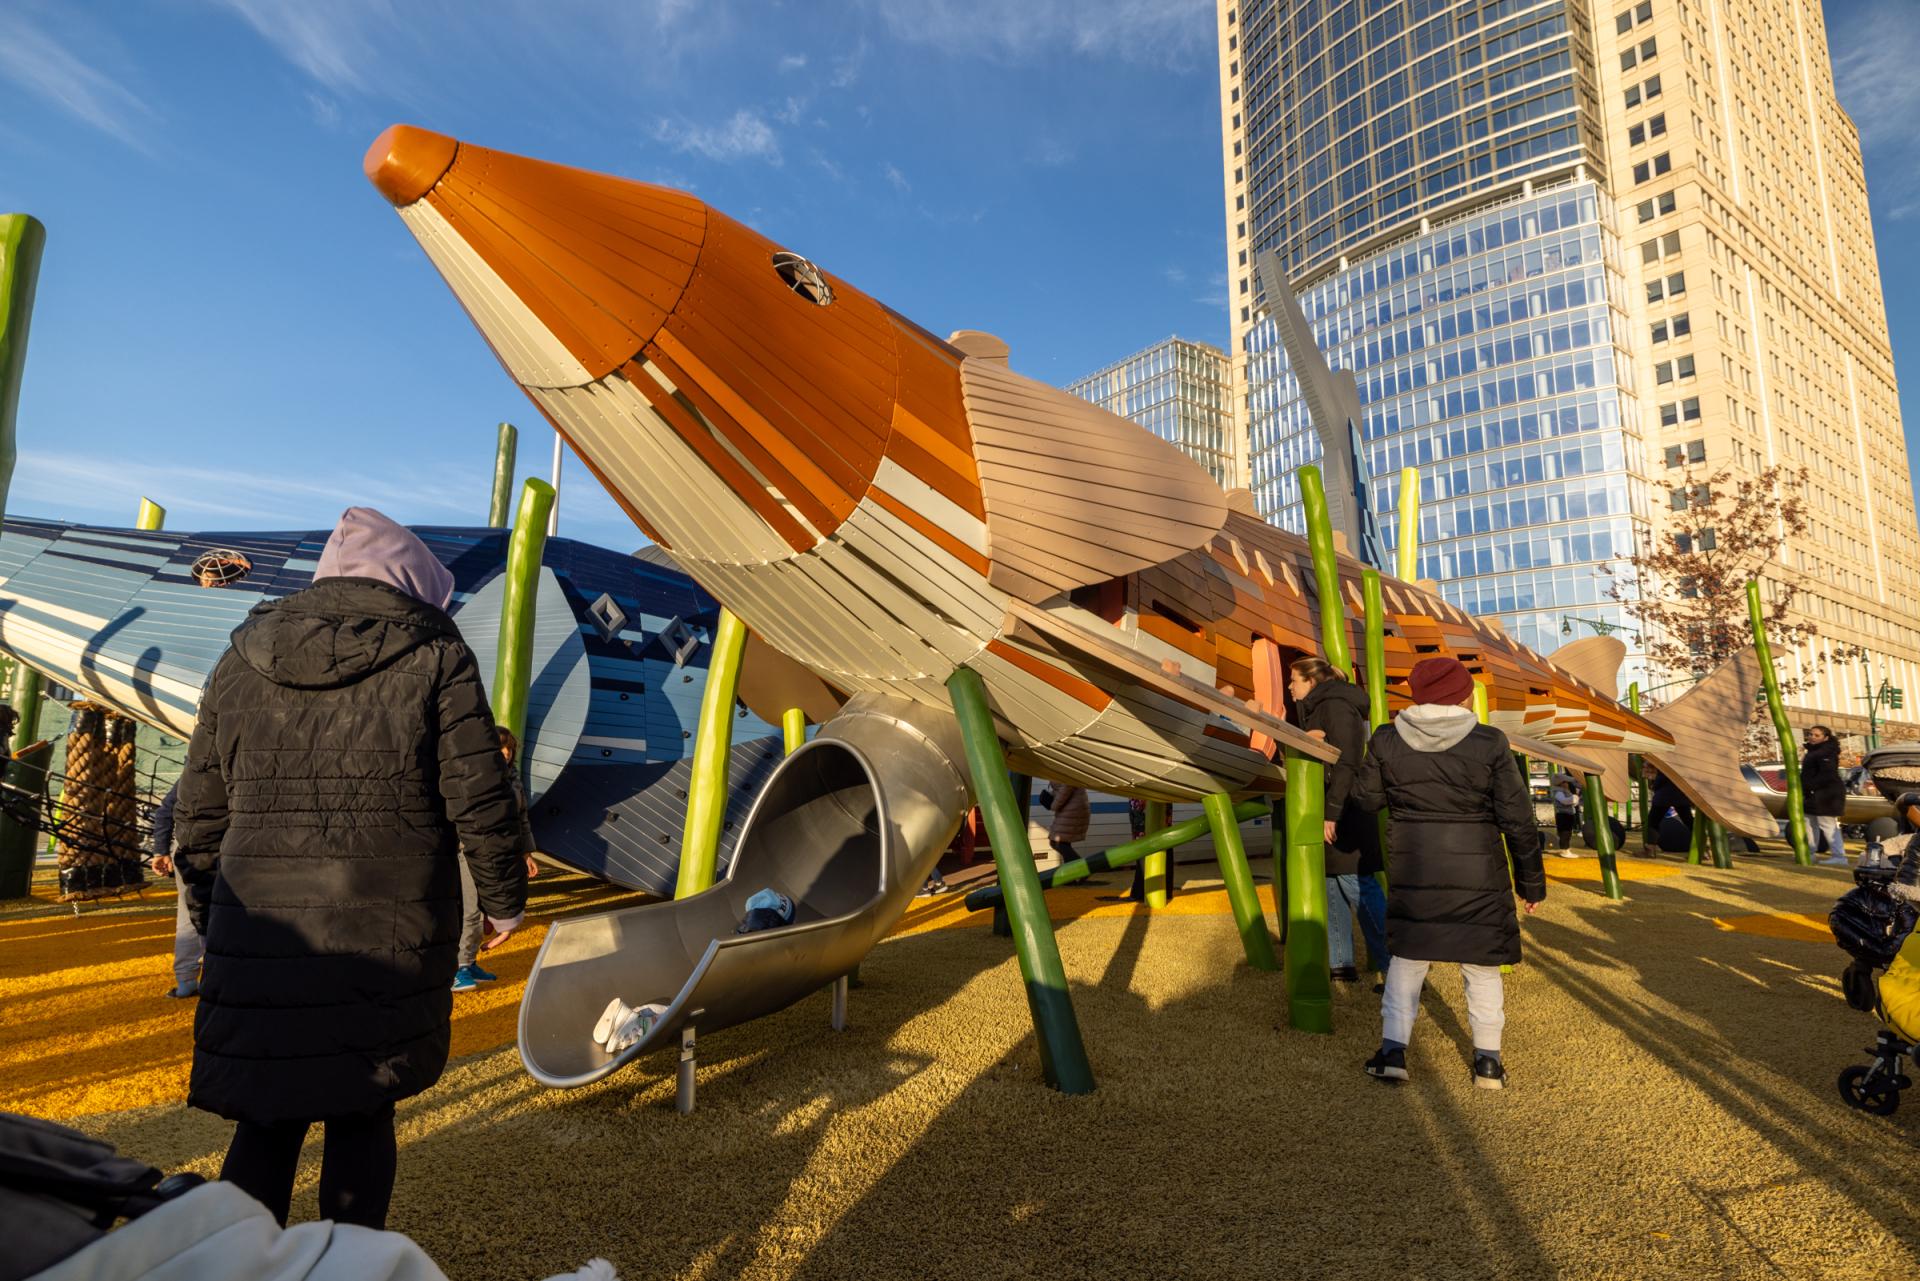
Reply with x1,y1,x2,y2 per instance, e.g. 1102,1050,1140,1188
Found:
176,507,529,1229
1350,655,1544,1091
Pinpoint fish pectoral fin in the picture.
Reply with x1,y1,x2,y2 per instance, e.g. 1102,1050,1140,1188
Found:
1644,651,1777,837
1000,599,1338,765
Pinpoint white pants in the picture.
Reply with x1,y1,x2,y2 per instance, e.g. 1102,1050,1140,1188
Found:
1807,815,1846,861
1381,957,1505,1053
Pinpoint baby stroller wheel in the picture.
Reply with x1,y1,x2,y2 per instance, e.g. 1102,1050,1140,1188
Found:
1837,1064,1901,1115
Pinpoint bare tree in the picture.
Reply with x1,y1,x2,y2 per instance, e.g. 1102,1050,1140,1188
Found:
1611,463,1860,756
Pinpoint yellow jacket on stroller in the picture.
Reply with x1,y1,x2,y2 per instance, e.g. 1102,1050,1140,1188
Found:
1881,929,1920,1043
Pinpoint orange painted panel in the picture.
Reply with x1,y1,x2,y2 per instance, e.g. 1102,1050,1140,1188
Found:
1249,637,1285,760
867,487,991,576
985,639,1112,711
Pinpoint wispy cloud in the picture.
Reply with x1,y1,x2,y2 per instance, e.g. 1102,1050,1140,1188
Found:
13,449,484,527
856,0,1212,68
883,163,910,193
779,53,808,72
208,0,390,95
0,17,155,149
1832,0,1920,220
653,110,781,163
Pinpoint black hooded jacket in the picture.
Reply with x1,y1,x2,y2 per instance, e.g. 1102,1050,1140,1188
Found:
175,577,529,1124
1295,678,1383,876
1801,738,1846,818
1351,704,1546,966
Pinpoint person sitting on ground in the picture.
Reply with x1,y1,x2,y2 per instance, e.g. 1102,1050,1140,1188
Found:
1643,768,1695,854
175,506,529,1231
148,782,205,1000
1802,724,1849,867
1351,655,1545,1091
1042,783,1089,862
1288,655,1387,982
1549,772,1581,858
453,726,542,992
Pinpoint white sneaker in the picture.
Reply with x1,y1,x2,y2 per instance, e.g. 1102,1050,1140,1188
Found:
1555,850,1581,859
1819,854,1851,867
593,998,634,1049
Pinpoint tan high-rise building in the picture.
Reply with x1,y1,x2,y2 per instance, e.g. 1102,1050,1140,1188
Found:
1218,0,1920,738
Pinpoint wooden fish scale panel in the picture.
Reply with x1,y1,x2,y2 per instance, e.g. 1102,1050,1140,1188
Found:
959,360,1227,602
1641,649,1777,834
838,502,1001,641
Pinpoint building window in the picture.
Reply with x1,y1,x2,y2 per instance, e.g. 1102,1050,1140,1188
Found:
1687,438,1706,462
1651,313,1692,343
1637,191,1677,221
1667,270,1686,296
1645,74,1662,99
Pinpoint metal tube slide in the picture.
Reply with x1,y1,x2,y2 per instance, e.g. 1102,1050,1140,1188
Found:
517,693,972,1089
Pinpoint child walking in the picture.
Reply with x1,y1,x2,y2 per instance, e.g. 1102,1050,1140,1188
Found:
1351,656,1545,1089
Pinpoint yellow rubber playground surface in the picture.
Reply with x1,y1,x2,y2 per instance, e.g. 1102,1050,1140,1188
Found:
5,848,1917,1280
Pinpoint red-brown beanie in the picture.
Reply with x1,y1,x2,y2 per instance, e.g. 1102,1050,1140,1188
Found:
1408,656,1475,706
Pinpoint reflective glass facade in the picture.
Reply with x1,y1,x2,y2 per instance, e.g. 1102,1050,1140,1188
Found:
1239,0,1605,284
1066,338,1236,486
1246,183,1653,657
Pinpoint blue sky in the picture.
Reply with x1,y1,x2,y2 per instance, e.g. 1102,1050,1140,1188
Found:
0,0,1916,554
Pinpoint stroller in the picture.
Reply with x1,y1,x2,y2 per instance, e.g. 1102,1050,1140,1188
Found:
1828,812,1920,1116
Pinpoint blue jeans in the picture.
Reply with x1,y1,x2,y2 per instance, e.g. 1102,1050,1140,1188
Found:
1327,874,1391,971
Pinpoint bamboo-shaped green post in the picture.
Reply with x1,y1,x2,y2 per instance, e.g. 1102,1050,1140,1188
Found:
1396,465,1420,582
675,605,748,898
1298,465,1352,674
967,799,1266,906
781,708,806,755
1587,772,1623,899
1709,820,1732,870
134,498,165,531
947,666,1093,1093
1748,579,1809,866
0,662,44,897
0,214,46,522
1282,752,1331,1032
492,478,555,756
1361,570,1390,894
1141,799,1173,907
1686,815,1704,866
488,422,518,528
1207,790,1279,971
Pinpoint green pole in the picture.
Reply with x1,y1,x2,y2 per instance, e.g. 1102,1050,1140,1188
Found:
0,663,44,897
488,422,518,528
1282,751,1332,1032
1396,465,1420,582
0,214,46,522
1628,681,1650,842
1748,579,1809,865
675,605,748,899
1586,773,1623,900
1709,819,1732,870
10,663,41,752
1141,799,1173,907
134,498,165,531
946,666,1093,1093
1686,815,1704,866
1298,465,1352,673
1361,569,1390,893
1206,791,1279,972
491,478,555,753
781,707,806,755
966,799,1266,908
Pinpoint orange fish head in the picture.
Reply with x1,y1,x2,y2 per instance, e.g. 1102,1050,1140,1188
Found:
365,124,915,564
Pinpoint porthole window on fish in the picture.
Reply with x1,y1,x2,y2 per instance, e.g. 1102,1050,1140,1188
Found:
772,252,834,306
189,549,252,587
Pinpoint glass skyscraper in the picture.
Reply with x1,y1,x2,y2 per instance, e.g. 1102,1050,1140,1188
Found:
1222,0,1650,662
1066,337,1237,487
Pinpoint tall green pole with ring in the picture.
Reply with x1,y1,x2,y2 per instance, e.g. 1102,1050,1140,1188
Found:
946,666,1093,1093
675,605,748,898
1206,790,1280,971
488,422,519,528
1586,772,1624,899
1396,466,1420,582
1298,465,1352,674
1141,799,1173,907
781,708,806,755
0,214,46,522
1280,756,1331,1032
1748,579,1809,865
1360,568,1390,893
493,477,554,767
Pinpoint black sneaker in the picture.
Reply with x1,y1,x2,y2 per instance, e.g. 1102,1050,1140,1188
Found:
1472,1054,1507,1090
1363,1047,1408,1082
1330,965,1360,983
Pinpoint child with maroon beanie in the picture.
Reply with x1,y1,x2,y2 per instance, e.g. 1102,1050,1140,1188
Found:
1350,655,1545,1090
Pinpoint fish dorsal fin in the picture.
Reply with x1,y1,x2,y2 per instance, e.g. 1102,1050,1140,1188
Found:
1551,636,1627,697
1225,487,1259,516
947,330,1010,366
960,359,1228,603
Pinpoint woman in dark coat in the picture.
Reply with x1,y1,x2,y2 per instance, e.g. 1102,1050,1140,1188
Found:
176,507,529,1229
1800,725,1849,866
1351,656,1544,1090
1288,656,1386,981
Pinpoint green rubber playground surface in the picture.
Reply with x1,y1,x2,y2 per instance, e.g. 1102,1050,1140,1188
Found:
54,848,1920,1280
